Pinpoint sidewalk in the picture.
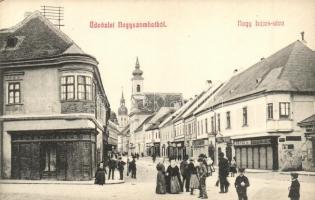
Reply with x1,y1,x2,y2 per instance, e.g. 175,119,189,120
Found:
0,179,125,185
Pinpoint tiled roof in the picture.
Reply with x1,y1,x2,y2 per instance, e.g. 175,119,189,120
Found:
131,92,183,115
0,11,85,62
134,114,155,133
145,108,177,131
298,114,315,126
203,41,315,109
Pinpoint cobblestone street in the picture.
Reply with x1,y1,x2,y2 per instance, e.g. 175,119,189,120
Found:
1,157,315,200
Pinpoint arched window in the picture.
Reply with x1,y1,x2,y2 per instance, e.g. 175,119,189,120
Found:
136,84,141,92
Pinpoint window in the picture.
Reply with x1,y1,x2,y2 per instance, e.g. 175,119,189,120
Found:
136,84,141,92
78,76,92,100
6,37,18,48
201,120,203,134
243,107,248,126
267,103,273,119
217,114,221,132
279,102,290,118
226,111,231,129
211,116,214,133
205,119,208,133
61,76,74,100
8,82,21,104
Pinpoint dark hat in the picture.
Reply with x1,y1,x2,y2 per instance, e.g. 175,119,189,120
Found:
189,158,194,162
239,168,245,173
197,158,204,162
219,152,224,157
291,172,299,179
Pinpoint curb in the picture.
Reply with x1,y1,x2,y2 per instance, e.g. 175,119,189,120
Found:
279,172,315,176
0,180,125,185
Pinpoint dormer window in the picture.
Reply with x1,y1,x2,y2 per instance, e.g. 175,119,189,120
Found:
6,37,18,48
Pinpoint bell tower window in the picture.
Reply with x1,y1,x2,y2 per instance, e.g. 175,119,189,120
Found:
137,84,141,92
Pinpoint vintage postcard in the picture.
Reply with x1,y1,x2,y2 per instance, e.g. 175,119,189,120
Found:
0,0,315,199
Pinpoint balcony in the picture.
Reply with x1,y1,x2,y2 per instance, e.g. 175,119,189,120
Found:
266,119,293,132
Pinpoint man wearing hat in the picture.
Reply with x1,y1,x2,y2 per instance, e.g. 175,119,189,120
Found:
234,168,250,200
288,173,300,200
218,152,230,193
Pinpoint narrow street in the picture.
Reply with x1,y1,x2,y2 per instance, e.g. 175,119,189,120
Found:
1,157,315,200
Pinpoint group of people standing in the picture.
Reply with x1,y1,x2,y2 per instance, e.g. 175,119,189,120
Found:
94,156,126,185
155,155,213,199
155,152,252,200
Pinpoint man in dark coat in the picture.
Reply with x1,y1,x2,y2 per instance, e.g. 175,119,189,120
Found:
129,157,137,178
180,155,190,192
108,157,117,180
117,157,126,180
288,173,300,200
218,152,230,193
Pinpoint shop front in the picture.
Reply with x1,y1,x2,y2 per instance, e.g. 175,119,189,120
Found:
192,138,208,158
233,137,279,170
171,141,185,160
10,129,97,181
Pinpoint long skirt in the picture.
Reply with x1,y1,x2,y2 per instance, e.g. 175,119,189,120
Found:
170,176,181,194
95,170,106,185
156,171,166,194
190,174,199,189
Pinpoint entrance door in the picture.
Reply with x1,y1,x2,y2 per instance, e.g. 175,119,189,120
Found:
41,143,57,179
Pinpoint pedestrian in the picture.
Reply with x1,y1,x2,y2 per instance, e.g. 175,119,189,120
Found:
197,158,208,199
130,157,137,179
117,157,126,180
180,155,190,192
188,158,199,195
127,157,130,176
108,156,117,180
234,168,250,200
230,157,237,177
288,173,300,200
166,159,182,194
152,154,156,163
218,152,230,193
156,162,167,194
206,156,213,176
94,162,106,185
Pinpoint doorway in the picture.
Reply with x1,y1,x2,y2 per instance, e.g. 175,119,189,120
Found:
40,143,57,179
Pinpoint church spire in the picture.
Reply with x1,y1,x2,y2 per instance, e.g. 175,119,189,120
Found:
120,90,125,105
132,56,143,76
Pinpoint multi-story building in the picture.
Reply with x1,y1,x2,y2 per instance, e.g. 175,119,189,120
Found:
195,40,315,170
106,120,119,157
129,58,183,155
0,12,110,180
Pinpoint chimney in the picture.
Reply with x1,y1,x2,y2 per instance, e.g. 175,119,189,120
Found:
260,57,265,61
205,80,213,90
233,69,238,74
301,31,305,41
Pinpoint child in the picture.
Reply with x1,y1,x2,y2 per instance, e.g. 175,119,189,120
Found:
198,158,208,199
234,168,249,200
288,173,300,200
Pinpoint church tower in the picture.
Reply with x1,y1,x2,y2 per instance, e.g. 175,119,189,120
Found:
131,57,144,95
117,91,129,129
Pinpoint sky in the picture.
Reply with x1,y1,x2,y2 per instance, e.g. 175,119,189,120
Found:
1,0,315,113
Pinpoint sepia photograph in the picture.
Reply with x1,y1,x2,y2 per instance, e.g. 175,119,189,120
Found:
0,0,315,199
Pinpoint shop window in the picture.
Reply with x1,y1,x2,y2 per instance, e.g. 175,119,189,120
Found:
61,76,74,100
78,76,92,100
242,107,248,126
8,82,21,104
267,103,273,119
279,102,290,118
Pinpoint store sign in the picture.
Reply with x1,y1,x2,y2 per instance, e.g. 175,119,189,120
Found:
234,138,271,146
176,143,182,147
193,139,205,146
234,140,251,146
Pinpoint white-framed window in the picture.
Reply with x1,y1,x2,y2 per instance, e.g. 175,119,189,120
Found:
279,102,290,118
78,75,92,100
267,103,273,119
226,111,231,129
242,107,248,126
8,82,21,104
60,76,75,100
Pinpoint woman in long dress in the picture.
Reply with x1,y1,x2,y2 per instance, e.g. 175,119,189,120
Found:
156,162,166,194
188,159,199,195
166,159,182,194
95,162,106,185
